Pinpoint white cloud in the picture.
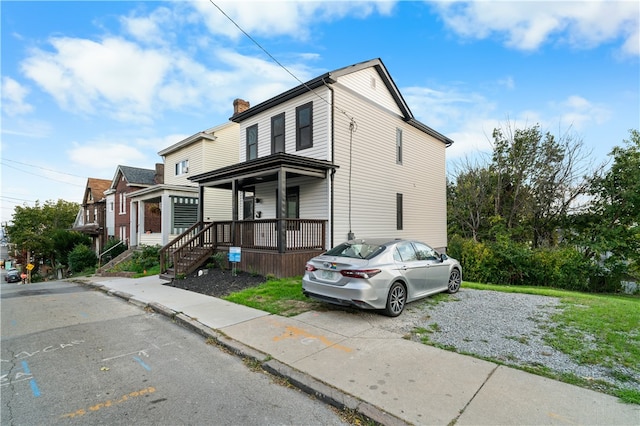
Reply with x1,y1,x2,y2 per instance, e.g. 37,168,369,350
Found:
68,142,149,172
432,0,639,55
21,37,171,122
190,0,396,40
552,95,612,129
405,81,614,162
1,77,33,116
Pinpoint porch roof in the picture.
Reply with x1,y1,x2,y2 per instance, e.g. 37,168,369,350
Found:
189,153,338,190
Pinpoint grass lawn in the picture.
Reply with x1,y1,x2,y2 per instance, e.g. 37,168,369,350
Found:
225,277,640,404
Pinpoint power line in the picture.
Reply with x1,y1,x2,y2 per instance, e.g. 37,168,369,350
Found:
209,1,356,123
1,158,87,179
0,162,85,187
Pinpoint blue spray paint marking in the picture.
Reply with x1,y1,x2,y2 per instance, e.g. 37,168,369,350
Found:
132,356,151,371
21,361,41,397
79,312,89,318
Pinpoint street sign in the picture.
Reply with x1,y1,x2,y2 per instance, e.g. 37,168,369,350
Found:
26,263,35,271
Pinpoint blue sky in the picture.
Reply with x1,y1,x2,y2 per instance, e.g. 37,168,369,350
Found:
1,0,638,224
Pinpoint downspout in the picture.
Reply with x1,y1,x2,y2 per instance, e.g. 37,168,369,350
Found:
326,79,336,249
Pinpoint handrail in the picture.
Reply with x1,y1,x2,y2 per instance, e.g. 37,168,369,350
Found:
98,239,126,267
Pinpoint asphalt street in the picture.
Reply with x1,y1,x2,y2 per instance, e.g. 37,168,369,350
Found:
1,280,348,425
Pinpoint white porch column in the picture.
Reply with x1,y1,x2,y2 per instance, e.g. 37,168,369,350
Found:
161,194,171,245
129,201,138,247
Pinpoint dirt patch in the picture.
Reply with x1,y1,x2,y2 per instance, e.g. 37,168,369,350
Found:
165,267,266,298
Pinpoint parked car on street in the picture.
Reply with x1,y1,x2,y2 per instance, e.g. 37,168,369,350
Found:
4,268,21,283
302,238,462,317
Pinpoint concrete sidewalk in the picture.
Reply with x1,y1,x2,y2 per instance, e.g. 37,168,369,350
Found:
73,275,639,425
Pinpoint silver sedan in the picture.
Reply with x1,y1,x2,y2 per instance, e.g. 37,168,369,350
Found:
302,238,462,316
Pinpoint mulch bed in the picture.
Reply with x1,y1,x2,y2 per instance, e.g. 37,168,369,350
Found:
164,267,266,298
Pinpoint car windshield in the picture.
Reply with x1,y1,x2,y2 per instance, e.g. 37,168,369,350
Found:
324,242,384,259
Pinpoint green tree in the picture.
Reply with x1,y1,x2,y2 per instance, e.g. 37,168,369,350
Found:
491,124,592,247
6,199,81,268
569,129,640,286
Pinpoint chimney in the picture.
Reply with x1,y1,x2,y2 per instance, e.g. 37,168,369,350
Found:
155,163,164,184
233,98,250,116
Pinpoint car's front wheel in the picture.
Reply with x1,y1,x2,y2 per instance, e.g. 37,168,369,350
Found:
384,282,406,317
447,269,461,294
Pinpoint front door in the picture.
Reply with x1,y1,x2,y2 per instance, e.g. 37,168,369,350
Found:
242,194,255,246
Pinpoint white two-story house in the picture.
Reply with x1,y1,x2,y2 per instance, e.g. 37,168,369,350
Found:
162,58,453,278
128,121,239,248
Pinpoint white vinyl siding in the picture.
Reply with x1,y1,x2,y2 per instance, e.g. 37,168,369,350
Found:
330,82,447,249
162,124,238,222
336,67,403,116
247,177,329,221
165,143,201,186
238,88,332,163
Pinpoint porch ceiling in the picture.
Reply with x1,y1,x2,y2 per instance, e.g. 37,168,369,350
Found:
189,153,338,190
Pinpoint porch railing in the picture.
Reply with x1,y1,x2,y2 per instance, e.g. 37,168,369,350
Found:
160,219,326,278
214,219,326,251
159,221,214,274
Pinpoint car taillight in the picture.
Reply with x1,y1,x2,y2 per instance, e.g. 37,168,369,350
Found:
305,263,317,272
340,269,381,279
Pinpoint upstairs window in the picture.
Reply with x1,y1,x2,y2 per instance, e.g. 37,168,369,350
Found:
396,193,403,230
296,102,313,150
271,113,285,154
246,124,258,160
396,128,403,164
175,159,189,175
119,192,127,214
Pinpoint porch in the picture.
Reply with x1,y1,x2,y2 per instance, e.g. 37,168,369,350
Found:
159,218,326,279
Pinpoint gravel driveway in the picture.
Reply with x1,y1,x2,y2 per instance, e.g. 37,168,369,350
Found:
361,288,639,393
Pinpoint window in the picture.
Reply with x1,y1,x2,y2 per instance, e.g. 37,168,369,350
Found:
412,242,438,261
271,113,285,154
296,102,313,150
395,242,417,262
396,193,403,230
119,192,126,214
286,186,299,219
246,124,258,160
396,128,403,164
109,201,114,213
276,186,300,229
175,159,189,175
171,196,198,234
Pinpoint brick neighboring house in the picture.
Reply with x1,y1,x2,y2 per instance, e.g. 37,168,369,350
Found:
104,165,163,245
72,178,111,255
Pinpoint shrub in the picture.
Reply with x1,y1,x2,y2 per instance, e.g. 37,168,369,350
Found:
449,235,602,291
207,252,227,270
68,244,98,273
100,238,128,263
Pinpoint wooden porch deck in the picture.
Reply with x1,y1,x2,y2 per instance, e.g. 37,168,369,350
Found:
160,219,326,279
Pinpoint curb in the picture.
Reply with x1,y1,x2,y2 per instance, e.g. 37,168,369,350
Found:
71,279,409,426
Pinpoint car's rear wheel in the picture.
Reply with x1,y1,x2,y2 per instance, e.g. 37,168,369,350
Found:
447,269,461,294
384,282,406,317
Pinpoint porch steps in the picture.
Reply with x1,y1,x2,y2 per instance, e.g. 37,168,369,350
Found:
96,248,138,276
160,246,213,281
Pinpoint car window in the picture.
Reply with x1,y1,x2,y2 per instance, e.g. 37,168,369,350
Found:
325,243,382,259
395,242,417,262
413,242,438,260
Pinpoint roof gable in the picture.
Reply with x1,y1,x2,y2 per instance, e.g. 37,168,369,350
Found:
108,165,157,191
84,178,111,203
229,58,453,146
